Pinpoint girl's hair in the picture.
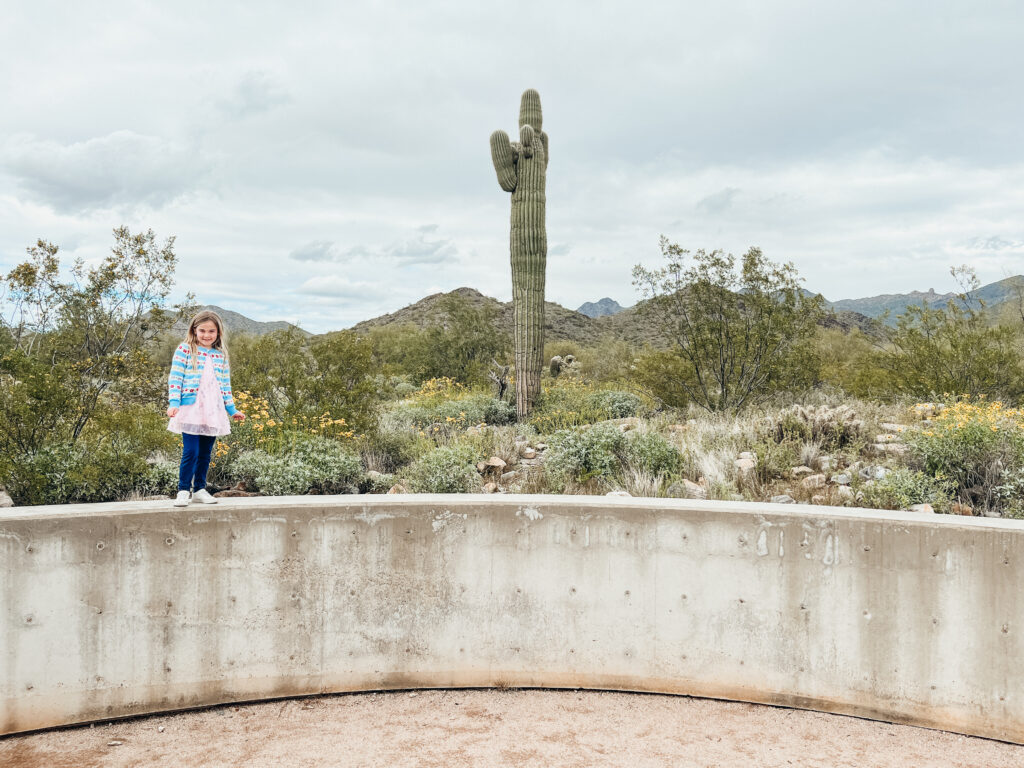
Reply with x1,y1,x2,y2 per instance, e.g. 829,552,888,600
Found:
184,310,229,370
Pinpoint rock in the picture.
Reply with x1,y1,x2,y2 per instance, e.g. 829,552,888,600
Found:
500,471,517,482
811,494,826,504
479,457,507,474
802,474,827,490
213,489,259,497
951,502,973,516
668,479,706,499
564,354,576,364
879,422,906,433
0,491,14,508
606,490,632,497
521,448,537,460
535,443,548,451
386,484,408,494
483,482,498,493
908,503,935,514
791,465,814,476
875,433,901,443
738,451,756,461
830,473,851,485
771,494,796,504
734,458,756,472
836,485,855,500
859,466,889,481
108,740,123,747
158,726,165,733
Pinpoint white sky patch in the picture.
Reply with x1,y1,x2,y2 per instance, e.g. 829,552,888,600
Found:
1,1,1023,333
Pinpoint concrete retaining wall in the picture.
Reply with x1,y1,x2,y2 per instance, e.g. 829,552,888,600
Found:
1,495,1021,741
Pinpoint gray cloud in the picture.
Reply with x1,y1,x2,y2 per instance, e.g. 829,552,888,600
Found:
696,187,740,214
2,131,205,212
289,227,459,266
218,70,291,118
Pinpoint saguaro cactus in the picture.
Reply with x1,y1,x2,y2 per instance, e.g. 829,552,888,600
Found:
490,89,549,420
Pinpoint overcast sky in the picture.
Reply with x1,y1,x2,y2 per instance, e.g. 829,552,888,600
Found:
1,1,1022,332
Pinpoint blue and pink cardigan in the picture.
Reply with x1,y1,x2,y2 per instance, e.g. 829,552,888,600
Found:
167,344,238,416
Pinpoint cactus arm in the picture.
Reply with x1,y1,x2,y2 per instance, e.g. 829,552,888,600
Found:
519,124,535,158
519,88,543,131
490,130,517,192
539,130,549,170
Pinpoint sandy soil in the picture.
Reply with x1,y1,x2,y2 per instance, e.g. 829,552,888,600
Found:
2,689,1020,768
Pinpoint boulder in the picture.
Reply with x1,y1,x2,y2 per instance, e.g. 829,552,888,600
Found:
801,474,827,490
738,451,756,461
386,484,408,494
791,465,814,476
908,503,935,514
500,471,517,482
830,473,852,486
606,490,632,497
811,494,826,504
521,448,537,460
668,479,706,500
771,494,796,504
477,457,507,475
951,502,973,516
734,458,756,472
483,482,498,493
859,466,889,481
836,485,855,500
0,490,14,508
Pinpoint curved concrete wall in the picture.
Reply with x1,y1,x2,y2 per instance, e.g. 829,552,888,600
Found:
1,495,1021,741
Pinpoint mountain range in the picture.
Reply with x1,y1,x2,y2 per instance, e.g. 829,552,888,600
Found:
201,275,1023,346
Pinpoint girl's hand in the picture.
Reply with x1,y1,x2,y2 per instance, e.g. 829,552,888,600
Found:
167,407,179,417
232,411,246,422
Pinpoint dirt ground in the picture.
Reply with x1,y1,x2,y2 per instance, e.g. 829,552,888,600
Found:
2,689,1021,768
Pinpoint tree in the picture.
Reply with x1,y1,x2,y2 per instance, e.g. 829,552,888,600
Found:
0,228,183,450
632,238,823,412
417,294,511,386
879,267,1024,400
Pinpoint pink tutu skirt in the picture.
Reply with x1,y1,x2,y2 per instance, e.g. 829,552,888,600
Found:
168,357,232,437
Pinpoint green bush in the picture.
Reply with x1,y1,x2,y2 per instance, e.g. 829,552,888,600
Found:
406,444,479,493
624,432,682,476
858,468,953,512
229,435,362,496
905,400,1024,512
545,423,626,488
760,404,864,451
587,390,645,419
2,438,177,505
387,393,515,431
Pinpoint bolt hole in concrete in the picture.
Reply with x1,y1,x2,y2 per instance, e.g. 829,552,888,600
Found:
1,690,1022,768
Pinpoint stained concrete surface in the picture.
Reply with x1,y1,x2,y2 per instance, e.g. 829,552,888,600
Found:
2,689,1022,768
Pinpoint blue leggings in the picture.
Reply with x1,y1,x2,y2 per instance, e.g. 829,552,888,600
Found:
179,433,217,492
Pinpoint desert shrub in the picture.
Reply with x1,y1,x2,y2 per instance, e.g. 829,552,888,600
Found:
358,427,426,473
2,437,177,506
406,444,479,493
624,431,682,476
588,390,645,419
761,404,864,451
231,451,313,496
858,468,953,512
750,438,803,482
230,436,361,496
545,423,626,488
995,467,1024,518
361,471,396,494
905,398,1024,512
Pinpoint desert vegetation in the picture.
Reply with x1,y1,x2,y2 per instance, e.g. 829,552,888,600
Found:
2,230,1023,518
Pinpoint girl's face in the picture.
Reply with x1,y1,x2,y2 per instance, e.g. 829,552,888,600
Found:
194,320,219,347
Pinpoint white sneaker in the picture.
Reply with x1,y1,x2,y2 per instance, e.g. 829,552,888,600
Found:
173,490,191,506
192,488,218,504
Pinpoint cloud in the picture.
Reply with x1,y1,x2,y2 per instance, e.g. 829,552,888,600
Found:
288,226,459,266
696,187,740,214
218,71,291,118
2,131,206,212
295,275,388,300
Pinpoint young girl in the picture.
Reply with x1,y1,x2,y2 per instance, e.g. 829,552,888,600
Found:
166,310,245,506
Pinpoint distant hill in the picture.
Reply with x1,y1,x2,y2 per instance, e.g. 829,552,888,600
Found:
343,287,878,348
577,298,625,318
826,276,1024,320
168,305,310,338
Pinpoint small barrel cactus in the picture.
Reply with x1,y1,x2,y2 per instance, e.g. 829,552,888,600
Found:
490,89,549,419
